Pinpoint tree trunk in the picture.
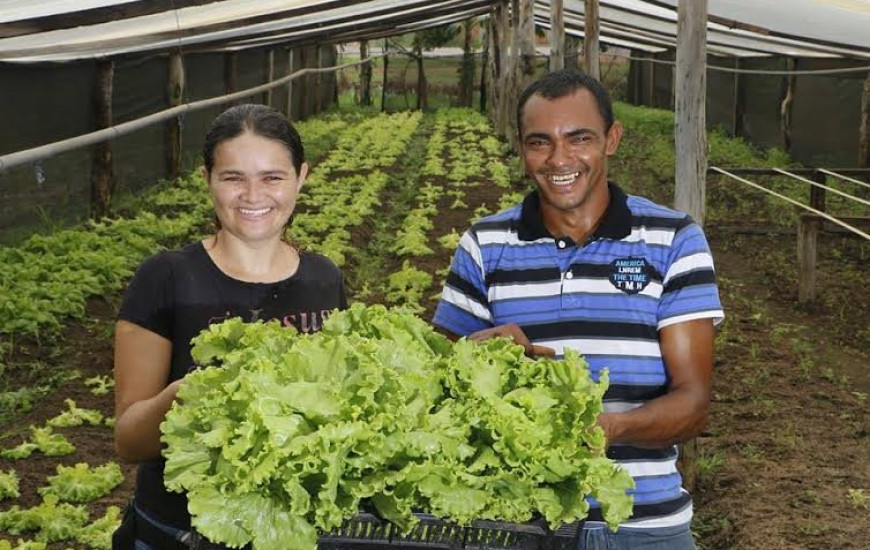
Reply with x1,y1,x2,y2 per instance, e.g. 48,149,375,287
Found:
480,21,490,113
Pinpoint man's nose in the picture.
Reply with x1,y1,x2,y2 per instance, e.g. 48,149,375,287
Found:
548,140,572,168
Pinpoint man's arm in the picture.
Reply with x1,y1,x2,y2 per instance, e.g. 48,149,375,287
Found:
597,318,714,448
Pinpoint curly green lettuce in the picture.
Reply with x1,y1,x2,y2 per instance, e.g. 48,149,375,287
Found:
162,304,633,550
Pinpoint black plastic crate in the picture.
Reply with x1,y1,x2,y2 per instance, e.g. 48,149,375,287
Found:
318,513,582,550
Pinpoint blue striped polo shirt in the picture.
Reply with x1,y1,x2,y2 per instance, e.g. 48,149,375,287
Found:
433,183,724,531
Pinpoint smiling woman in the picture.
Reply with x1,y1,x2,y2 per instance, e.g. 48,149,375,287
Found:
110,104,347,550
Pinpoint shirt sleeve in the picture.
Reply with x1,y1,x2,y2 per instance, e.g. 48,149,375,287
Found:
117,252,175,339
432,229,494,336
657,218,724,330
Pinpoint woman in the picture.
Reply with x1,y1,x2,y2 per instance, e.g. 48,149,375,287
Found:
112,104,347,549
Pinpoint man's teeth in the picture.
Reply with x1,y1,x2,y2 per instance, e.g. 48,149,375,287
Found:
239,207,271,216
549,172,579,186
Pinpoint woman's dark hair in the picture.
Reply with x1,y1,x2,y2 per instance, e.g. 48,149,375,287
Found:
203,103,305,174
516,68,614,136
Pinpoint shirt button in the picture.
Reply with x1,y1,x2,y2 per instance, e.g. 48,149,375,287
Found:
557,240,566,249
565,271,574,280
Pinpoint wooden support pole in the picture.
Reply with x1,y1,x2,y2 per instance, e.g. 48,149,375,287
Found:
459,18,475,108
550,0,565,71
732,58,743,137
416,43,427,110
517,0,536,88
645,52,655,106
224,52,237,104
315,46,324,113
780,58,796,153
810,171,827,213
565,35,580,70
480,21,490,113
674,0,708,226
91,59,114,220
299,48,309,118
264,49,275,108
166,52,185,181
285,48,294,118
360,40,372,106
584,0,600,80
860,70,870,168
492,2,509,135
797,213,820,303
381,40,389,112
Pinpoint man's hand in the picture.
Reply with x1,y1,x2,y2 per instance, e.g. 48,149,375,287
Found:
468,324,556,357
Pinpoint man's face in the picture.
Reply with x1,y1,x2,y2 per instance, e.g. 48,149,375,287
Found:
519,89,623,214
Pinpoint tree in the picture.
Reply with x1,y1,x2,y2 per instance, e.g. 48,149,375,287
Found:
390,25,460,110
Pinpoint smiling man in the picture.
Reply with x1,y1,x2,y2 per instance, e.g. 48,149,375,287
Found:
433,69,723,549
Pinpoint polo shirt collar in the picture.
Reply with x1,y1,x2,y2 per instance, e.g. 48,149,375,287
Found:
517,181,632,242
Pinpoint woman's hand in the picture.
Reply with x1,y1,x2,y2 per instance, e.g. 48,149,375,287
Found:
468,323,556,357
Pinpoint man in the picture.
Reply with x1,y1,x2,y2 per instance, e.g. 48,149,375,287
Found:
432,68,723,549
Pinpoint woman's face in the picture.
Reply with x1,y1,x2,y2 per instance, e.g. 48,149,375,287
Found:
206,131,307,246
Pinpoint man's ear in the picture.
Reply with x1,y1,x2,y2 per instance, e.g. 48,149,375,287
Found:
605,121,624,156
201,167,209,182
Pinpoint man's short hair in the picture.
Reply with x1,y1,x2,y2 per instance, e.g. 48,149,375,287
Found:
516,68,614,136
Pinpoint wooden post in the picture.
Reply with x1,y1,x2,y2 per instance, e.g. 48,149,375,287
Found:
360,40,372,106
286,48,294,118
264,49,275,108
517,0,536,88
224,52,237,103
584,0,600,80
491,2,509,135
315,46,324,114
459,18,475,108
780,58,796,153
381,40,389,112
645,52,655,106
860,70,870,168
732,58,744,137
810,171,827,213
797,214,819,303
550,0,565,71
91,59,114,220
480,21,490,113
674,0,708,226
565,35,580,70
299,48,309,118
416,42,427,110
167,52,184,181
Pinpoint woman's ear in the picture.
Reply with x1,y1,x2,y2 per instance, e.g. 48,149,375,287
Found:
296,162,309,192
201,167,210,182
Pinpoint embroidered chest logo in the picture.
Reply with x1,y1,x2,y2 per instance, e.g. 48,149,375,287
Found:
609,257,653,294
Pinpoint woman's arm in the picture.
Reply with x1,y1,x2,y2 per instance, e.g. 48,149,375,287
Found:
113,320,179,462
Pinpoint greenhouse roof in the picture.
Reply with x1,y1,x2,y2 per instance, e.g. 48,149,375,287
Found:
1,0,870,63
538,0,870,59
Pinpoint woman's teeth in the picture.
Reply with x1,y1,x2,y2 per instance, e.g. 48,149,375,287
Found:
239,207,271,216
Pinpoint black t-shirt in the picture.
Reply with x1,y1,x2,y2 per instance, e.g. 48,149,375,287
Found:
117,241,347,529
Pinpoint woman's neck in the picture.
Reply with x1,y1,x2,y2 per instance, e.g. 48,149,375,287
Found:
203,231,299,283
